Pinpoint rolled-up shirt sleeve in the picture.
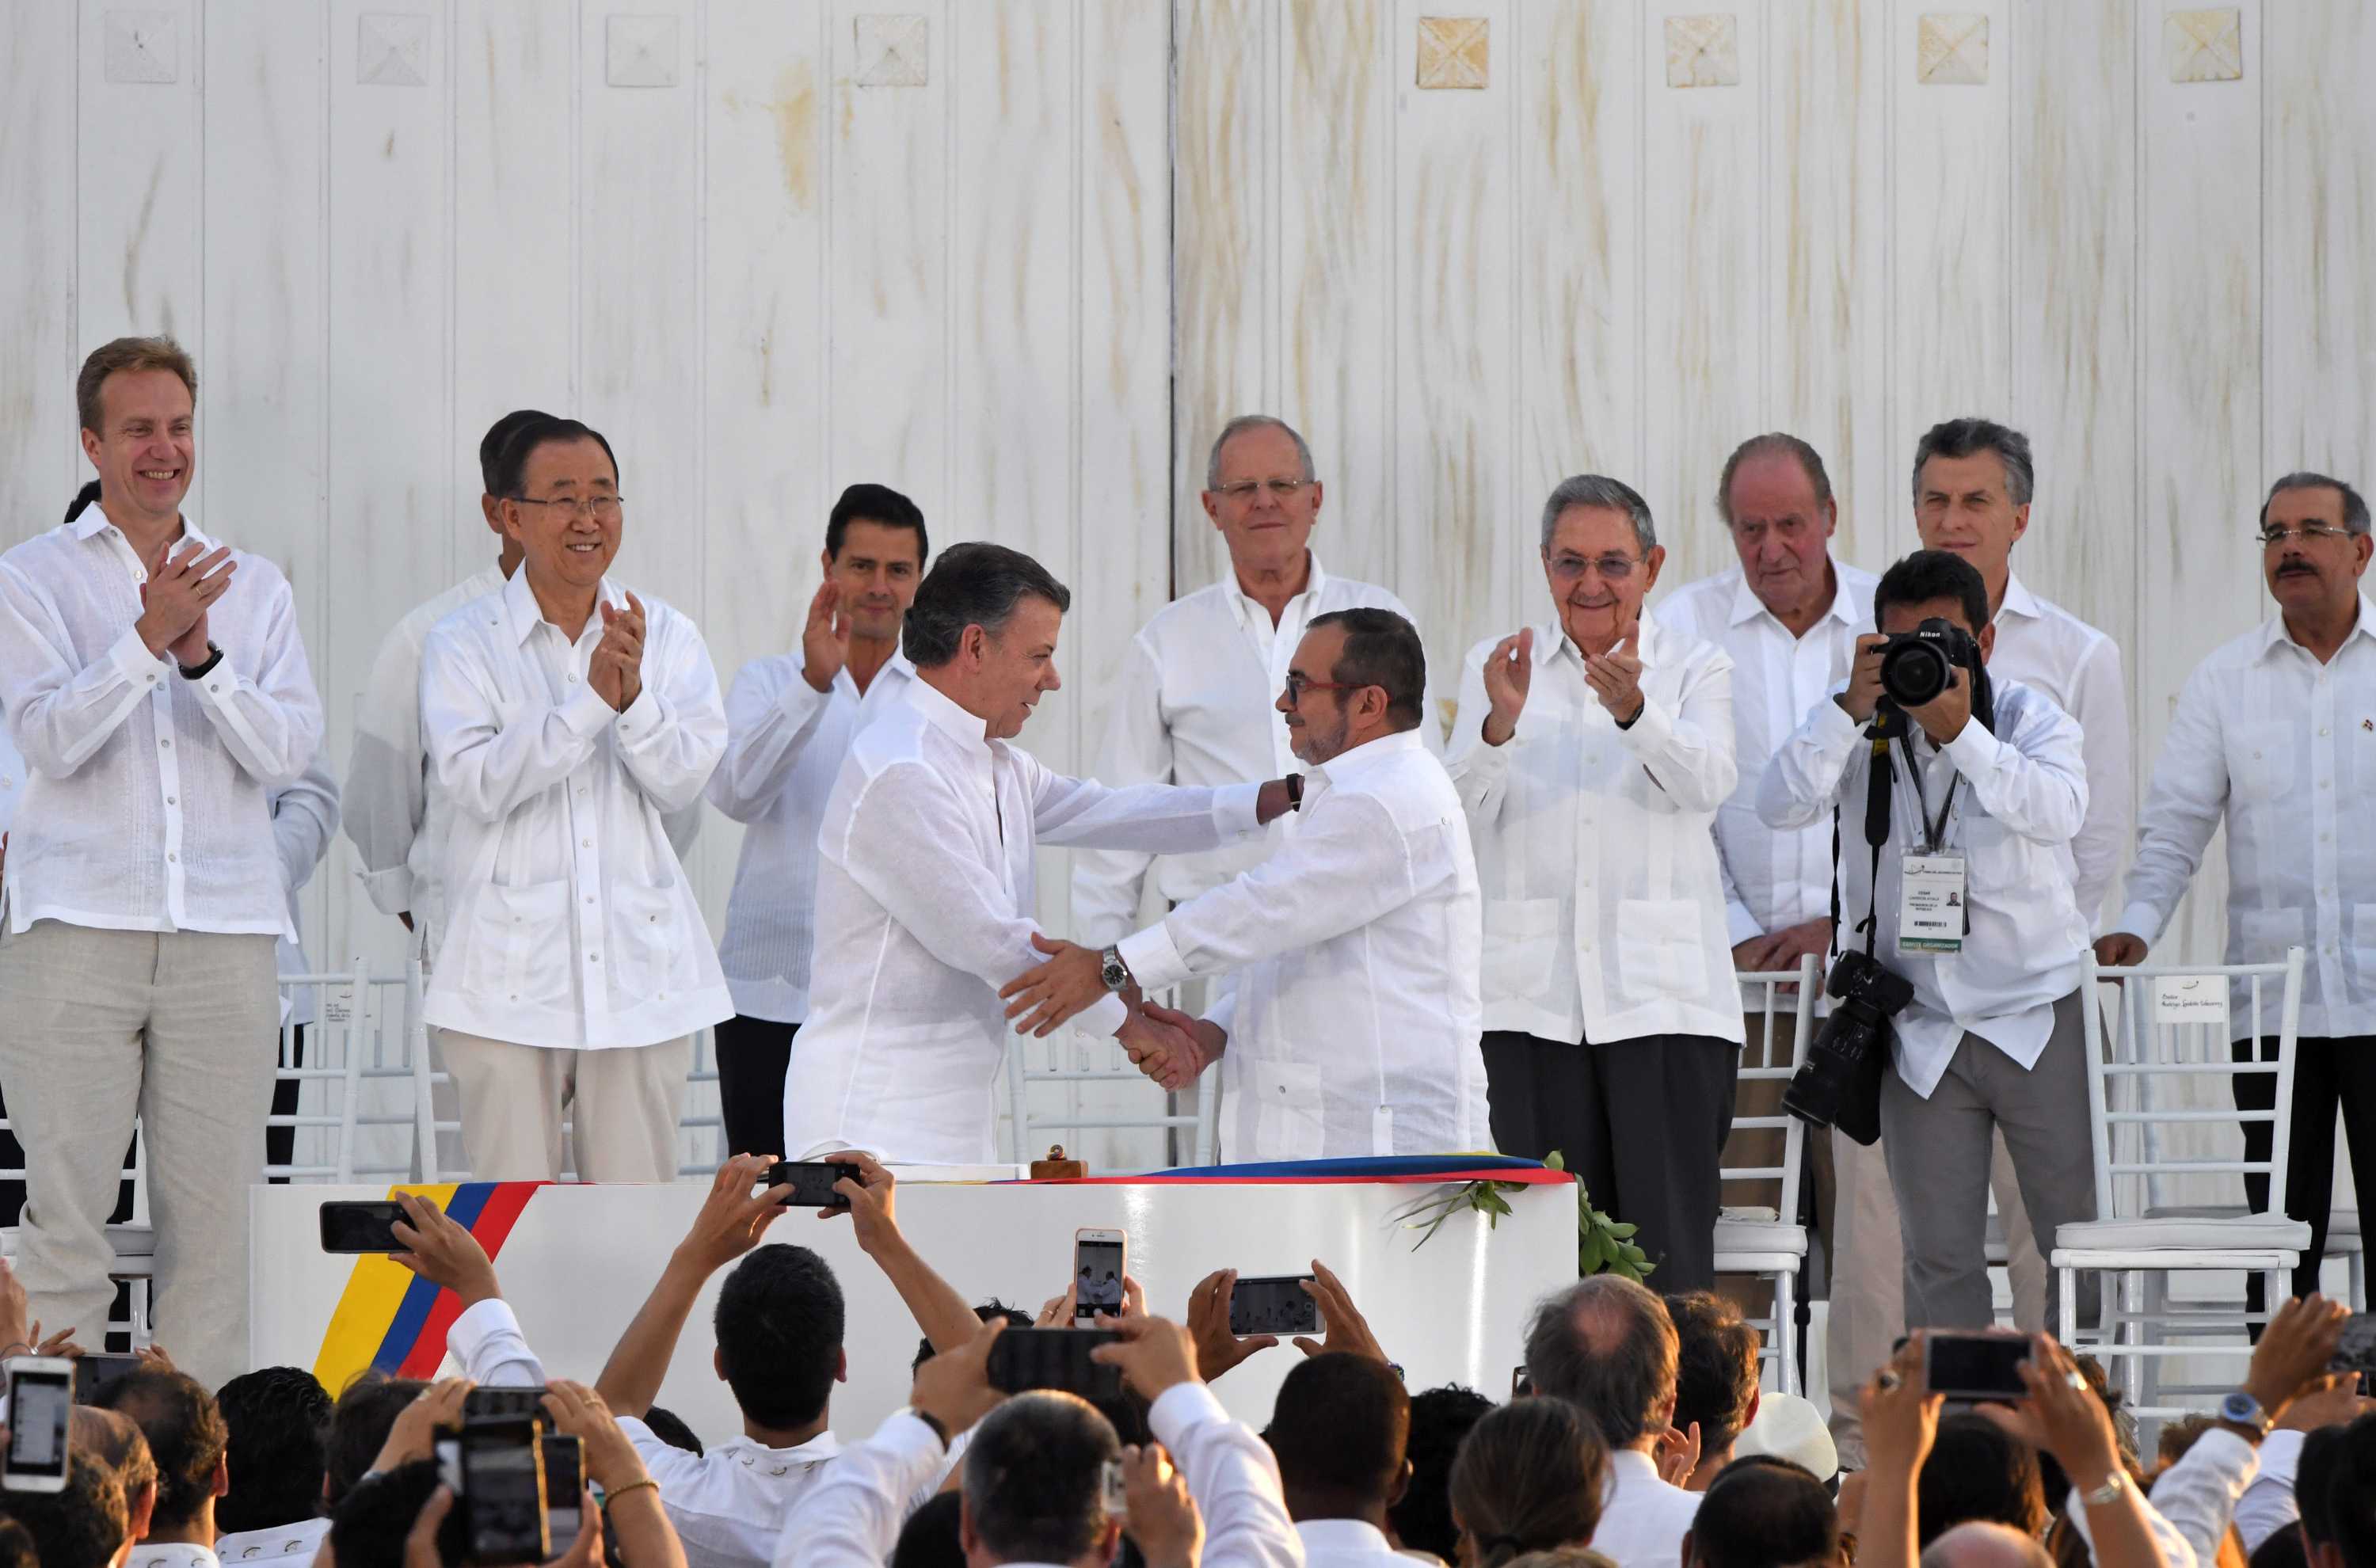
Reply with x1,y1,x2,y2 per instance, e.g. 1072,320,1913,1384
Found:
706,653,834,821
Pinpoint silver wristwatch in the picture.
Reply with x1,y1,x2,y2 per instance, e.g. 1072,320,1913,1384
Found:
2218,1388,2271,1437
1099,945,1133,991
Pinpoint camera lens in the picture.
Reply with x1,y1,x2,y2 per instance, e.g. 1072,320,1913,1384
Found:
1879,639,1951,706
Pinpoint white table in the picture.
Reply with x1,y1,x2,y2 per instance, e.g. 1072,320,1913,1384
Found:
253,1168,1576,1440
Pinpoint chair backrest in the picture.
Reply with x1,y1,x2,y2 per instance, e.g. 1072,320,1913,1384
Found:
1004,988,1216,1169
275,958,417,1184
2081,949,2305,1224
1718,954,1821,1217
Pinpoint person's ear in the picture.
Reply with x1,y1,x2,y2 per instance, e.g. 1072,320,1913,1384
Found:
714,1344,727,1383
1745,1384,1761,1429
1977,622,1997,665
2009,500,2031,546
214,1452,231,1498
1388,1457,1413,1509
80,425,104,472
837,1345,849,1385
960,1497,982,1557
820,545,836,577
1642,543,1667,596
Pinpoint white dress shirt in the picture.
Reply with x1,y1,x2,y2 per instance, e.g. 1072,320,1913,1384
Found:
1757,679,2090,1098
1073,554,1426,946
128,1545,219,1568
2233,1427,2303,1555
1115,729,1491,1160
1297,1518,1407,1568
2113,597,2376,1037
344,562,507,948
419,569,731,1050
211,1518,328,1566
1989,572,2131,927
1445,618,1747,1048
784,676,1265,1164
271,760,340,1027
0,509,324,936
706,652,913,1024
2061,1424,2260,1568
1653,562,1878,944
1591,1449,1703,1568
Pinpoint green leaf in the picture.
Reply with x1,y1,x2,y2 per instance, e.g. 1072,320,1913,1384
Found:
1544,1149,1567,1174
1607,1222,1638,1239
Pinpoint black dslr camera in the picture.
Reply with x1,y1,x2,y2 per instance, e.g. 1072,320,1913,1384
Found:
1870,618,1993,738
1780,950,1916,1146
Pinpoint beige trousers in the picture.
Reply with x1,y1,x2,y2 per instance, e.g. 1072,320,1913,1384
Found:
1825,1128,1906,1468
0,923,279,1389
440,1032,692,1182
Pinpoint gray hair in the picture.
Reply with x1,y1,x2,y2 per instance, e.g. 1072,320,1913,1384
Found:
901,541,1072,668
961,1392,1120,1564
1519,1276,1677,1448
1718,432,1836,527
2262,470,2373,536
1540,474,1656,555
1912,417,2035,508
1920,1523,2055,1568
1205,414,1316,490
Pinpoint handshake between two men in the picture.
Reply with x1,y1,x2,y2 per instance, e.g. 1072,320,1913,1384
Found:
999,934,1223,1094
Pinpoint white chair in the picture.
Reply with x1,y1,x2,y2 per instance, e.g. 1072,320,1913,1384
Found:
1713,954,1820,1395
2050,949,2310,1424
1004,989,1217,1169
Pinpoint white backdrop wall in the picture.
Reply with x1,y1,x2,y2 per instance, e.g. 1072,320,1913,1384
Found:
2,2,2373,1170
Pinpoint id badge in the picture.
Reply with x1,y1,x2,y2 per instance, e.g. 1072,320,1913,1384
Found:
1897,851,1967,954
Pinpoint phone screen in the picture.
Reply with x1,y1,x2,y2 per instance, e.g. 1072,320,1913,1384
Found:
462,1434,548,1563
541,1434,583,1541
1074,1236,1125,1319
2332,1313,2376,1374
8,1371,71,1475
985,1327,1125,1400
318,1201,410,1253
1925,1333,2032,1400
73,1353,143,1406
1228,1275,1319,1337
765,1161,851,1210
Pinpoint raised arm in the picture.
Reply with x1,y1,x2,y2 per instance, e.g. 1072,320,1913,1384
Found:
420,622,608,822
1443,632,1525,823
830,1151,986,1357
389,1190,548,1389
1939,687,2089,847
1757,690,1868,833
704,653,836,820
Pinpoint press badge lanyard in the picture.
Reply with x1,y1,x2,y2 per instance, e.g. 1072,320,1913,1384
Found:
1894,734,1968,954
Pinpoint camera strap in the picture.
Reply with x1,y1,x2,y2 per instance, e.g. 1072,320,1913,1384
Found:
1838,735,1893,959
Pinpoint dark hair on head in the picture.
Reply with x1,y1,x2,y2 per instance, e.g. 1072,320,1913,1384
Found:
1305,607,1426,731
478,408,555,497
640,1405,705,1457
893,1488,969,1568
1874,550,1992,637
714,1243,846,1429
915,1300,1034,1374
961,1391,1122,1564
97,1368,229,1532
1449,1396,1609,1568
494,415,620,500
214,1365,333,1534
2328,1411,2376,1567
0,1518,35,1568
5,1458,130,1568
2298,1424,2348,1546
1267,1353,1411,1509
1665,1291,1761,1461
1719,433,1836,528
64,479,102,525
1913,417,2035,508
77,334,198,436
1390,1385,1495,1562
1917,1412,2047,1547
828,482,931,565
1690,1456,1841,1568
327,1457,442,1568
324,1374,428,1505
1521,1275,1679,1448
902,542,1072,668
2262,470,2374,537
2247,1517,2309,1568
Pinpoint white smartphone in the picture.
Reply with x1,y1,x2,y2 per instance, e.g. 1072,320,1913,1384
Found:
1073,1227,1127,1323
4,1355,75,1494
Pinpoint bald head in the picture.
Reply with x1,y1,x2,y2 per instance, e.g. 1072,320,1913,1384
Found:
1920,1523,2053,1568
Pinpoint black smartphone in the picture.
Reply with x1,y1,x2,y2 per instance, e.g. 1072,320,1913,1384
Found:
72,1353,144,1406
1925,1330,2032,1401
1512,1364,1533,1399
1228,1275,1319,1337
2331,1313,2376,1375
540,1433,583,1545
437,1425,549,1566
764,1160,851,1211
319,1200,411,1253
464,1386,549,1425
3,1357,74,1494
985,1327,1125,1401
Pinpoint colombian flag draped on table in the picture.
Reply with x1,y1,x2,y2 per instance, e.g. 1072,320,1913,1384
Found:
1004,1154,1569,1186
311,1182,546,1394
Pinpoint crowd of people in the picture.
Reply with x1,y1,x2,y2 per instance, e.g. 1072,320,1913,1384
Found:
0,330,2368,1515
0,1157,2369,1568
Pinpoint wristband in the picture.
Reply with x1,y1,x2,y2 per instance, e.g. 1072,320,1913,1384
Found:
177,641,224,680
912,1409,951,1449
0,1342,30,1361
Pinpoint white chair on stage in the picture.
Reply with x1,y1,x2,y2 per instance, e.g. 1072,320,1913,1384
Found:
2050,948,2310,1425
1713,954,1820,1395
1005,988,1217,1169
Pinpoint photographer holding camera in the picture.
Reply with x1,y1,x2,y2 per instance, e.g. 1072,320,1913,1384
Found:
1757,550,2095,1332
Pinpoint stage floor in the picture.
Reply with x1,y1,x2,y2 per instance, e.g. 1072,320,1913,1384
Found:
253,1164,1579,1439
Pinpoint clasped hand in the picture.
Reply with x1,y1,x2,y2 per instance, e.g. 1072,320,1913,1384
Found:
588,590,647,713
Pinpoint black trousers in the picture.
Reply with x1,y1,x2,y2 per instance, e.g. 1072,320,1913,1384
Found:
1481,1028,1739,1291
267,1022,307,1182
715,1014,799,1160
2233,1032,2376,1309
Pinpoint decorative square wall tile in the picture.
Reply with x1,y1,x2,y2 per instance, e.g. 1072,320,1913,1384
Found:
1917,13,1988,84
855,15,928,87
357,13,429,87
103,11,177,84
606,14,679,88
1415,17,1488,89
1663,14,1738,89
2166,8,2243,82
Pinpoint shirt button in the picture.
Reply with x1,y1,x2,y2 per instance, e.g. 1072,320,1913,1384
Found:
166,795,175,805
568,672,579,683
167,852,177,863
585,896,595,905
589,953,600,963
581,838,592,847
159,737,170,748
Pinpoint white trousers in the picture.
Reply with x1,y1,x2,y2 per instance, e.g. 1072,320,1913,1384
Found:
439,1031,691,1182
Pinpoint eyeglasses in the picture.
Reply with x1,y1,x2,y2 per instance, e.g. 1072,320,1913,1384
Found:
1281,672,1366,702
1213,478,1316,503
513,494,626,523
1546,551,1642,581
2257,523,2351,547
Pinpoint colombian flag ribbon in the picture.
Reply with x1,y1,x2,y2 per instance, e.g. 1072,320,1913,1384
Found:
311,1182,545,1395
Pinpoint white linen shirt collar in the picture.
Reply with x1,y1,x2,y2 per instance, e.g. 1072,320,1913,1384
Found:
211,1519,327,1566
128,1544,220,1568
1592,1450,1703,1568
628,1418,842,1568
1297,1518,1405,1567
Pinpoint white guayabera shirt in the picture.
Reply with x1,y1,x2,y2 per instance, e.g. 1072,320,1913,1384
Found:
419,569,731,1049
783,676,1266,1165
1988,571,2131,929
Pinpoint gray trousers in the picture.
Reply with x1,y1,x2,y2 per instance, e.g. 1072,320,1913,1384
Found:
1880,989,2096,1330
0,923,278,1387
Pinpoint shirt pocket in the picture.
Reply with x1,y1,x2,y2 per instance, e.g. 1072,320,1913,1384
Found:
1480,896,1561,1002
1249,1060,1327,1161
463,880,574,1010
1615,897,1708,1003
2235,906,2307,965
614,878,690,988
